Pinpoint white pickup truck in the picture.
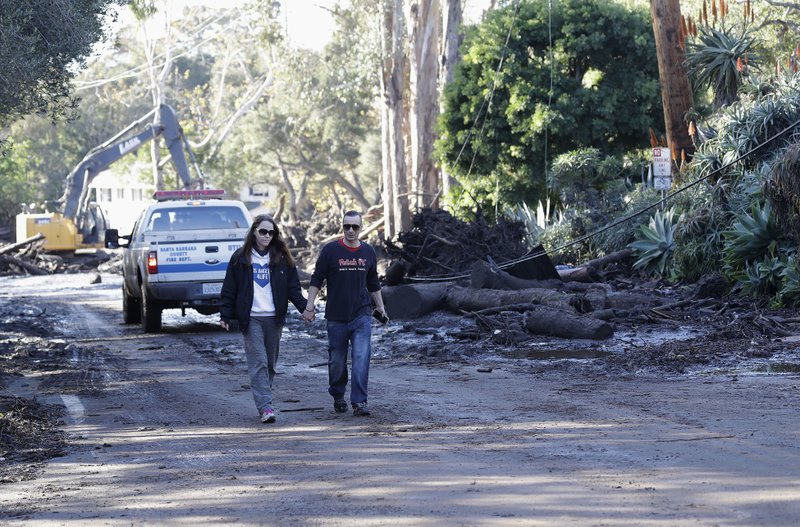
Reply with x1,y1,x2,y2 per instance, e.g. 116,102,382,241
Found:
105,189,251,332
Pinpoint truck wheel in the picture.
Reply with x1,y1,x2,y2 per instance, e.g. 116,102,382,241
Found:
140,283,162,333
123,283,141,324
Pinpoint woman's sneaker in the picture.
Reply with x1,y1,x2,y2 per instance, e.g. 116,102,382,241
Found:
333,398,348,413
352,403,370,417
260,408,276,424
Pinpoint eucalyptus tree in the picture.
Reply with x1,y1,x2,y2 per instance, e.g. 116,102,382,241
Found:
211,0,383,223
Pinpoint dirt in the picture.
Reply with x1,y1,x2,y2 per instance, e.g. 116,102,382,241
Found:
1,272,800,526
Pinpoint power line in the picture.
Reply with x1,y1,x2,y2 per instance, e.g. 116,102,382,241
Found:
453,0,521,176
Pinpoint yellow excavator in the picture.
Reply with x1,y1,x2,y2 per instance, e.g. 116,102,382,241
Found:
16,104,200,252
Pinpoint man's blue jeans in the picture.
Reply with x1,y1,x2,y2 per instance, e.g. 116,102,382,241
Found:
326,315,372,405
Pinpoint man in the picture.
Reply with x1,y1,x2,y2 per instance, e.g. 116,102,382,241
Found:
302,210,387,417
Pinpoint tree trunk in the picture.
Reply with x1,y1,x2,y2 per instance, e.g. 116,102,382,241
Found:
382,0,412,240
523,306,614,340
278,161,297,223
650,0,694,160
0,233,45,255
0,254,48,275
445,285,574,312
439,0,462,200
471,260,563,290
408,0,442,210
382,282,448,319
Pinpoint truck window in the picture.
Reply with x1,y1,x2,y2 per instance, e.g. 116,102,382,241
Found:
146,206,249,231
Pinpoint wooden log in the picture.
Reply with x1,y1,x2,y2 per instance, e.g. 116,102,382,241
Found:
557,266,598,283
382,283,449,319
606,291,666,311
577,286,609,313
445,284,574,312
470,260,601,293
0,233,45,255
523,306,614,340
581,248,632,270
0,254,49,275
471,260,562,290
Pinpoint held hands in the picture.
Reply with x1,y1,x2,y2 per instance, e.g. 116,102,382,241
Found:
302,307,316,322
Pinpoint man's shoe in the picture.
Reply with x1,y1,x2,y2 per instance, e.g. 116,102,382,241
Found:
352,402,371,417
333,398,348,413
260,408,276,424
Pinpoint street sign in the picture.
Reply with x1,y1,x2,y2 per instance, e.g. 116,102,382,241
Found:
652,147,672,177
652,147,672,190
654,176,672,190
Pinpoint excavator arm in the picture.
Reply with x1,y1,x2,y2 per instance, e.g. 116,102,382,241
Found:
61,104,197,232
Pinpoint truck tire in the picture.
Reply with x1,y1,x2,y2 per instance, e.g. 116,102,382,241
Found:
123,282,141,324
140,283,162,333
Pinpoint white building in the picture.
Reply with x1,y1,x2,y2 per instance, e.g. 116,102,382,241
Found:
89,167,153,235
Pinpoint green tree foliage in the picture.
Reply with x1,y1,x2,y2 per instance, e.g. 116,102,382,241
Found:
0,140,38,227
436,0,661,216
0,0,121,133
217,0,382,216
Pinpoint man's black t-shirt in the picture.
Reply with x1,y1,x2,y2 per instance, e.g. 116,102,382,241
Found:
309,239,381,322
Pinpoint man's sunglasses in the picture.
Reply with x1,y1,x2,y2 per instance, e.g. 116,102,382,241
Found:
343,224,361,231
256,228,276,236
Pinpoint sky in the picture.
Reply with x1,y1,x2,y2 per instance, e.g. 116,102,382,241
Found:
149,0,491,51
249,0,490,51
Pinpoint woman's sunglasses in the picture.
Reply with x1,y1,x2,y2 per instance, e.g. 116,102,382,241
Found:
256,228,276,236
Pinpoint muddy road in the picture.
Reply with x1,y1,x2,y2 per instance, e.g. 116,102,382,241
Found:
1,272,800,526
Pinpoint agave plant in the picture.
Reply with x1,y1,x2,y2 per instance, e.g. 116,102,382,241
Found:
778,255,800,305
628,208,679,276
766,142,800,243
722,202,781,271
685,25,760,108
739,255,784,297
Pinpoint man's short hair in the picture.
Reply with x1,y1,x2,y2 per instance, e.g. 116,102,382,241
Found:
343,210,362,222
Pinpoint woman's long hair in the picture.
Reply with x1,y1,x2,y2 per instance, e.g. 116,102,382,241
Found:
241,214,294,267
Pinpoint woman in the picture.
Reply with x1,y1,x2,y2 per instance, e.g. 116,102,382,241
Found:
220,214,308,424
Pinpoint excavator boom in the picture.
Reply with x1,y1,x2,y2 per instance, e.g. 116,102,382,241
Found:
19,104,199,251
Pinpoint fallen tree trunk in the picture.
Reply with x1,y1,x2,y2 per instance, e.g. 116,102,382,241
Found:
523,306,614,340
470,260,602,293
0,233,45,255
557,266,598,283
382,283,449,319
445,285,574,312
582,248,632,270
471,260,561,290
0,254,48,275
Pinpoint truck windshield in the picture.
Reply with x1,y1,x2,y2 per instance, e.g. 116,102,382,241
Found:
146,206,249,232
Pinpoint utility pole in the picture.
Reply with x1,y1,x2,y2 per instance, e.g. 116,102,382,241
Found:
650,0,694,159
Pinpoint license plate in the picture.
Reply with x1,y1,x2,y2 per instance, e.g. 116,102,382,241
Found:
202,283,222,295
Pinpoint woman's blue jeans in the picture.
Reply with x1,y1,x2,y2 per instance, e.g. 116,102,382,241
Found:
326,315,372,405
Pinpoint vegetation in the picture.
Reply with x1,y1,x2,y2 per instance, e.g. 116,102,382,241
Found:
437,0,662,217
0,0,122,135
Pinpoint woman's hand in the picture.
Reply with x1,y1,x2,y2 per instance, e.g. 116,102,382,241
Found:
302,308,315,322
220,319,229,331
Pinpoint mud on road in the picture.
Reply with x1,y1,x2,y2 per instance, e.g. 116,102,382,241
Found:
1,272,800,526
